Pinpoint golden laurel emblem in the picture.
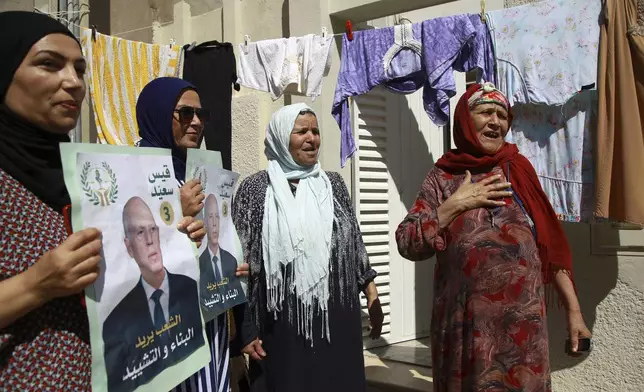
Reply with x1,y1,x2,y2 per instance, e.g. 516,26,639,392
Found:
80,161,119,207
222,200,229,218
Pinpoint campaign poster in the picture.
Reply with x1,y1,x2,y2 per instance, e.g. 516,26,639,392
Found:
61,144,210,392
186,149,247,322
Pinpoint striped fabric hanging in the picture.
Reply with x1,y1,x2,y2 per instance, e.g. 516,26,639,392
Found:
80,28,181,145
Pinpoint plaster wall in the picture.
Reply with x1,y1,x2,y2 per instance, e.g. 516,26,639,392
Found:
0,0,32,12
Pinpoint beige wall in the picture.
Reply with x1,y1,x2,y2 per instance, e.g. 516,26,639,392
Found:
0,0,56,12
0,0,33,12
548,223,644,391
98,0,644,390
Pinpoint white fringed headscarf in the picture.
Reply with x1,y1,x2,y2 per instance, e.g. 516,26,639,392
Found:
261,103,334,344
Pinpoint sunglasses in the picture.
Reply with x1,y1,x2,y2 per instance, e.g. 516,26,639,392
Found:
174,106,211,123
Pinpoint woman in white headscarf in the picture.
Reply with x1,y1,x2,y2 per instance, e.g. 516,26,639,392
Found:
232,103,383,392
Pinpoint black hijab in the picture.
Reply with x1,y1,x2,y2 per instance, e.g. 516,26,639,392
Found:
0,11,81,213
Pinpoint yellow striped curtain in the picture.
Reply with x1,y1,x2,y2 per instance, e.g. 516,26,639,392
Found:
80,28,181,145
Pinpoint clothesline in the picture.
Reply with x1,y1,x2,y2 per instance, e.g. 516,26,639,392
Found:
243,27,345,44
112,21,175,37
37,9,87,15
42,10,347,45
38,11,174,38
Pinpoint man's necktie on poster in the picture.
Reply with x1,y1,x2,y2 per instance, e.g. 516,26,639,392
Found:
213,256,222,281
151,290,169,340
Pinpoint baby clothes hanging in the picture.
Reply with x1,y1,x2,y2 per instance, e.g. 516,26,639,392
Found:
80,29,182,146
333,14,495,167
490,0,601,222
487,0,601,107
236,34,334,100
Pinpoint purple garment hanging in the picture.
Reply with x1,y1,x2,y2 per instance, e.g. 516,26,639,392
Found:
332,14,496,167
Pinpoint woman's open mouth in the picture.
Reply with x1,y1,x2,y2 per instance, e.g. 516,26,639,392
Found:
482,131,500,139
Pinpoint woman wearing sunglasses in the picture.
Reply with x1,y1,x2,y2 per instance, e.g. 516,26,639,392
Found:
136,77,248,392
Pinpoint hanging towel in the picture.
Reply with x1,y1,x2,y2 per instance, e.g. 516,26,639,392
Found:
487,0,601,106
182,41,239,170
80,28,181,145
236,34,334,101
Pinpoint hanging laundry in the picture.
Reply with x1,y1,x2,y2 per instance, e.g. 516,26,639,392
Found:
182,41,240,170
333,15,495,167
595,0,644,224
488,0,601,223
487,0,601,106
236,34,334,101
80,28,181,146
505,91,597,222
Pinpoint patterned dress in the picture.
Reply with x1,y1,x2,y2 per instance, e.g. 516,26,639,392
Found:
232,171,376,392
396,166,550,392
0,169,92,390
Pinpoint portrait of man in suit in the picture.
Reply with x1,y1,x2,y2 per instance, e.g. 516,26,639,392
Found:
199,194,244,316
102,196,204,392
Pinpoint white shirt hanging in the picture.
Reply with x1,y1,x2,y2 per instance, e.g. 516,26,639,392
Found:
237,34,334,100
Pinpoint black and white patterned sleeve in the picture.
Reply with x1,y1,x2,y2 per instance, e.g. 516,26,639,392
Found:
327,172,377,292
232,171,268,342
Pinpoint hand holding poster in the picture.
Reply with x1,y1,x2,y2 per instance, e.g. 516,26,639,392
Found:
186,149,247,322
61,144,209,392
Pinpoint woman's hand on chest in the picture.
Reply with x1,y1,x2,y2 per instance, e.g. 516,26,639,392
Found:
445,170,512,213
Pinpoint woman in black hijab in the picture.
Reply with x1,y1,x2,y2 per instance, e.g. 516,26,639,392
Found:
0,11,203,389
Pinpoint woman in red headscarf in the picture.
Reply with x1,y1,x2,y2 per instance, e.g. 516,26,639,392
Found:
396,83,591,391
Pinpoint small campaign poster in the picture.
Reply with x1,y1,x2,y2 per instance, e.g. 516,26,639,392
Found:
186,149,247,322
61,143,210,392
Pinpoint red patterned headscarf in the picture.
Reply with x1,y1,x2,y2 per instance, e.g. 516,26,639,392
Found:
467,82,510,110
435,83,573,289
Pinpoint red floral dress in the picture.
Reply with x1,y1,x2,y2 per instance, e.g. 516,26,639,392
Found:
396,166,551,392
0,169,91,391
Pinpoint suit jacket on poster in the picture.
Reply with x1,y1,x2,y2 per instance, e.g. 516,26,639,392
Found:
102,271,204,392
199,247,245,316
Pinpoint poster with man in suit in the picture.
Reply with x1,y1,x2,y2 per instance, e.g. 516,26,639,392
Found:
186,149,247,322
61,144,209,392
199,193,246,319
102,196,205,391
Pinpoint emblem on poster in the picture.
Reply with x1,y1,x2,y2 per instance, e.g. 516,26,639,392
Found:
80,161,119,207
192,166,207,193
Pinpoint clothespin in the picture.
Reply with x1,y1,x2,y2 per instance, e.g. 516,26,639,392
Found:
169,38,176,48
186,41,197,51
480,0,486,23
345,20,354,41
243,35,251,54
321,27,328,39
91,24,97,41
